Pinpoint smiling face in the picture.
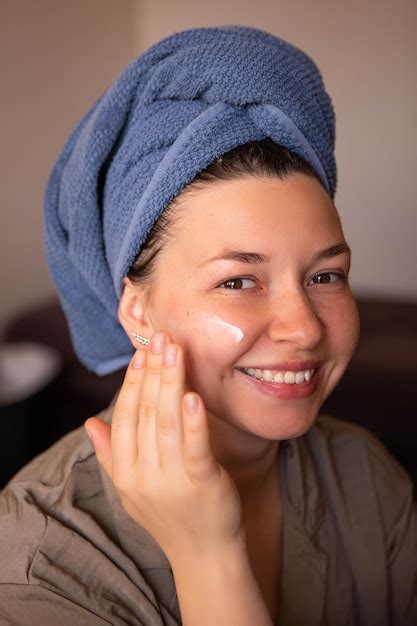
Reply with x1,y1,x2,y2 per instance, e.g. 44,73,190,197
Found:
129,173,360,443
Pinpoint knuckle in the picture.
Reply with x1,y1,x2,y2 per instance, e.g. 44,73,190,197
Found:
146,361,162,376
111,409,130,430
184,444,211,465
157,424,172,437
157,417,174,435
139,402,155,420
111,413,128,433
121,377,140,392
184,450,202,464
115,394,135,413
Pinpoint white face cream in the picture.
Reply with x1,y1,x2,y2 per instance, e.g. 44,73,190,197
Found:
203,314,245,344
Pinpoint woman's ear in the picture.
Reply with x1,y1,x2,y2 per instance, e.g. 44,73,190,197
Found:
118,277,154,347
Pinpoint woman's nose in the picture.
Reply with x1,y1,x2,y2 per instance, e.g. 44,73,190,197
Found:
266,291,324,350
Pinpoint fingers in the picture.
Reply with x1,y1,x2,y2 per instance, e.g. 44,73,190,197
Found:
157,342,217,483
110,348,147,477
137,332,172,469
182,392,220,483
96,328,217,489
156,342,186,470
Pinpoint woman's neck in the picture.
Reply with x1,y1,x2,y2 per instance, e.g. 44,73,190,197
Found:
207,411,280,506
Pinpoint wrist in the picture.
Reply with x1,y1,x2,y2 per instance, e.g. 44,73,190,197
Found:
168,530,248,570
169,531,273,626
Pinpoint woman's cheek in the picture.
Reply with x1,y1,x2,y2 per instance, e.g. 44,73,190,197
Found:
182,319,244,417
166,310,247,394
325,289,360,354
165,303,246,347
320,291,360,381
314,290,360,351
183,313,246,367
340,295,361,362
195,314,246,345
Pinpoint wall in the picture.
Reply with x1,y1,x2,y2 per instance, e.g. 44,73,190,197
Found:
0,0,136,332
1,0,416,337
134,0,417,300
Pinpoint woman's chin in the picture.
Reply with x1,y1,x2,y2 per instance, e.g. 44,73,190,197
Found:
222,405,319,441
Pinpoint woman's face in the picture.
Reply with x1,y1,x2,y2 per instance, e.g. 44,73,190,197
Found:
144,174,360,441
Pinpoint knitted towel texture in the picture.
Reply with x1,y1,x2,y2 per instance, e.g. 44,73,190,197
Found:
44,25,337,375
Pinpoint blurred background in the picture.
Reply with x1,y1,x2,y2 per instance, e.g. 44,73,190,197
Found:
1,0,416,487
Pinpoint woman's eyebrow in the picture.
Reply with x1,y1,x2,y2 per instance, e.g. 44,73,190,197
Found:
202,251,270,265
201,242,351,266
311,242,351,263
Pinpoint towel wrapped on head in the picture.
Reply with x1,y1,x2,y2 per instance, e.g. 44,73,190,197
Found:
44,25,336,375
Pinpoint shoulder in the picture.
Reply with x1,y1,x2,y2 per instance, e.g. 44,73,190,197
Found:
0,409,104,585
0,401,179,624
310,413,412,484
306,414,415,537
303,417,417,624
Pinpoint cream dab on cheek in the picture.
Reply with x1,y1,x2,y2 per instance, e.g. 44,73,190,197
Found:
202,314,245,344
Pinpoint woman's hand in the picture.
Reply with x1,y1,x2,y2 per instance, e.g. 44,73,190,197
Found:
84,332,245,564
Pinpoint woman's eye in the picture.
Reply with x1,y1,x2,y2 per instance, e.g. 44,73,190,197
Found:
218,273,347,290
219,277,256,290
309,272,347,285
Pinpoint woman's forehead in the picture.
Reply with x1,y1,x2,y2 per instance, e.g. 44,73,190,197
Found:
172,174,342,250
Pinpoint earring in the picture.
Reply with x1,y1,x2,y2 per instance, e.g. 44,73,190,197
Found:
132,332,150,347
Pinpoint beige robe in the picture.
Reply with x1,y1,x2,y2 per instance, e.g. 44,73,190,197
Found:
0,395,415,625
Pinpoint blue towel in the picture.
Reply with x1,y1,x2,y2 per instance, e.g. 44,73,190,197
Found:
44,25,336,375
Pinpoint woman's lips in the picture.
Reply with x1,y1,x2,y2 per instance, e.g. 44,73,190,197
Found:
235,366,321,400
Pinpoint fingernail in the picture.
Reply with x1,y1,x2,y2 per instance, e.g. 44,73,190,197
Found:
151,333,165,353
163,344,177,367
133,350,145,369
185,393,199,415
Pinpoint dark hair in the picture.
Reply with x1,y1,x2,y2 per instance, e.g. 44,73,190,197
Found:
127,138,325,286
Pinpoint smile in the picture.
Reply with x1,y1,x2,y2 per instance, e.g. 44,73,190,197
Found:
241,367,316,384
236,366,321,400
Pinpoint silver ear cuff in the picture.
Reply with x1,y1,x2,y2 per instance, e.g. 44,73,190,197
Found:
132,332,150,347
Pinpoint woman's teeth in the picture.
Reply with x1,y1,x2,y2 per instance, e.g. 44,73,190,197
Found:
242,367,316,384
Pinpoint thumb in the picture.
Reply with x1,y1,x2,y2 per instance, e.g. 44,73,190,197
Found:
84,417,113,477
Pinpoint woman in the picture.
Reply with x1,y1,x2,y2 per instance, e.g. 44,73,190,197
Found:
0,26,415,626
